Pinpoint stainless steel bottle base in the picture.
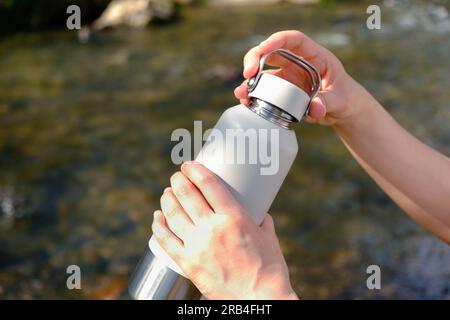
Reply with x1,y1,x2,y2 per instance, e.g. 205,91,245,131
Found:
128,247,201,300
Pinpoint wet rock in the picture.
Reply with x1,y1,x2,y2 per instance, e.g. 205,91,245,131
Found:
392,2,450,33
204,64,239,82
209,0,279,5
77,26,91,44
0,186,30,226
314,32,351,47
92,0,176,30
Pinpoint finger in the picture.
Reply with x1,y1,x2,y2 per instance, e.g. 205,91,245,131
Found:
259,30,327,75
181,161,243,215
242,45,287,78
170,171,214,222
243,46,291,78
309,89,340,118
243,45,263,78
234,80,249,99
308,99,327,119
234,78,259,106
243,30,327,81
243,62,314,101
236,67,311,102
240,98,251,106
160,189,194,241
152,210,184,256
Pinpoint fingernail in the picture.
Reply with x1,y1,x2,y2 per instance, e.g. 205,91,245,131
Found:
182,161,201,173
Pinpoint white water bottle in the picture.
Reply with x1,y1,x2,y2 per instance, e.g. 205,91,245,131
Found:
129,49,321,300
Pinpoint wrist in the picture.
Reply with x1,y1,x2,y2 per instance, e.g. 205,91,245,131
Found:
331,75,381,136
256,287,298,300
255,277,299,300
279,288,299,300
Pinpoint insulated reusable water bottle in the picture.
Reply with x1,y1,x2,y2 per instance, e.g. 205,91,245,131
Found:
129,49,321,300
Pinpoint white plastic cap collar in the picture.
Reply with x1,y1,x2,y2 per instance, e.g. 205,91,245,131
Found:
248,73,310,121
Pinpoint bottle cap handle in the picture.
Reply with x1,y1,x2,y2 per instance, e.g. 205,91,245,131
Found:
247,49,321,120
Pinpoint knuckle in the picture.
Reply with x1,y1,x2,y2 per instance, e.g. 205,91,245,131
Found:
244,46,258,61
165,206,177,218
227,212,246,227
171,215,186,231
152,225,167,244
161,198,177,217
170,172,191,197
158,234,168,245
209,216,231,236
243,52,249,63
292,30,303,37
198,173,215,188
173,181,190,199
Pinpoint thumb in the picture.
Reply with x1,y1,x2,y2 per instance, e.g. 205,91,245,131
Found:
308,90,339,120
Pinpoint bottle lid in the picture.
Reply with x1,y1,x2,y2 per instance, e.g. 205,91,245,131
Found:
247,49,321,122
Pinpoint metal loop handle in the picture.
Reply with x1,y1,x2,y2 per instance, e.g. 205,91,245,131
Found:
247,48,322,116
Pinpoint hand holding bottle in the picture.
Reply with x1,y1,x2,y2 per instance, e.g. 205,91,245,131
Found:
234,30,366,127
153,161,298,300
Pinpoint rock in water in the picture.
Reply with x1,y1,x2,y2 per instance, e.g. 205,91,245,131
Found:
77,26,91,43
92,0,175,30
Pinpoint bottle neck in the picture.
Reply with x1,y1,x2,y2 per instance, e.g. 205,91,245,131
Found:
247,98,296,129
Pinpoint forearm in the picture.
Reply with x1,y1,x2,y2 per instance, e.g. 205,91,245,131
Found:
341,135,450,244
333,78,450,236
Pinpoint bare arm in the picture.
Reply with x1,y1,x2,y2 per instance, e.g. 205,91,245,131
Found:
335,81,450,243
236,30,450,242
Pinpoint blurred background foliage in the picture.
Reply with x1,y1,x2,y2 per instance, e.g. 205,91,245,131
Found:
0,0,449,299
